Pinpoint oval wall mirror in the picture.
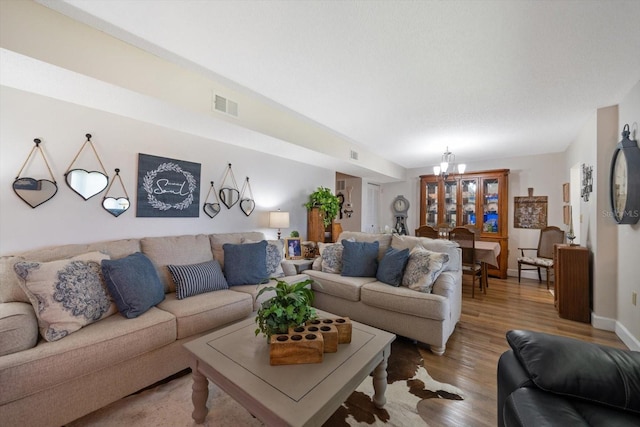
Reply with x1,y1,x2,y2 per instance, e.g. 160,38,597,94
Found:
65,169,109,200
13,178,58,209
102,197,130,217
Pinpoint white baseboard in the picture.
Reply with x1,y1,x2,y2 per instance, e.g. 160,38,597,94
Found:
505,273,640,350
506,268,549,282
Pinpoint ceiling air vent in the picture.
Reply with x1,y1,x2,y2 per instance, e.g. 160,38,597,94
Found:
350,150,359,160
212,93,238,117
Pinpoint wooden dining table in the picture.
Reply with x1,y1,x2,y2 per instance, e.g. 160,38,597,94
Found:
455,239,501,294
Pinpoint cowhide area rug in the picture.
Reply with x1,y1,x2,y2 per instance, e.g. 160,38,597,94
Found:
67,337,463,427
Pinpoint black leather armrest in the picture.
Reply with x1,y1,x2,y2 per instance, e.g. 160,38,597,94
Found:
506,330,640,414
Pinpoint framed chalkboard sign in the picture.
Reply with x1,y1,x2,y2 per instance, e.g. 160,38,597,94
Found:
136,153,201,217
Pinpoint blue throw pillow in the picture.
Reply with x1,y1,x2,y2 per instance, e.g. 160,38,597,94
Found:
376,247,410,286
101,252,165,318
168,260,229,300
341,239,379,277
223,240,268,285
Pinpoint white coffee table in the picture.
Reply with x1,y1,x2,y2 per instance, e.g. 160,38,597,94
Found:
183,311,395,426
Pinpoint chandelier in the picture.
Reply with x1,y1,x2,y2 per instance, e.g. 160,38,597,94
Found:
433,146,466,178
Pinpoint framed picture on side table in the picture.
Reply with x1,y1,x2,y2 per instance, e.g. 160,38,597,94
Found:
285,238,302,259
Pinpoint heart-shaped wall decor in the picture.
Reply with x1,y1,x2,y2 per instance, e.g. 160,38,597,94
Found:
219,188,240,209
102,197,130,217
203,202,221,218
240,198,255,217
13,178,58,208
66,169,108,200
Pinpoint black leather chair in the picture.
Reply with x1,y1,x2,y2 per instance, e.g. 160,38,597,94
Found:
497,330,640,427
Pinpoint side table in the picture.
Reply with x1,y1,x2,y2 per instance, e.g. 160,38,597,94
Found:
282,258,314,275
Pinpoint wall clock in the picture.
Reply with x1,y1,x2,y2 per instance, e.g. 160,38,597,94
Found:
610,124,640,224
392,195,410,235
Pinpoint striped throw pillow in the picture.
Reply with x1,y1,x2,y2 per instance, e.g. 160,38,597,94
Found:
168,260,228,300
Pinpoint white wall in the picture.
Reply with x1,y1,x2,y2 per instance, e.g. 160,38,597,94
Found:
616,80,640,347
0,87,334,254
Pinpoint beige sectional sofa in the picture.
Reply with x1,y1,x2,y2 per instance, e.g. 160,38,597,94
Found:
304,231,462,356
0,232,307,427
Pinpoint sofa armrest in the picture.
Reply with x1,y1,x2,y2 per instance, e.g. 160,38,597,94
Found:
506,329,640,414
0,302,39,356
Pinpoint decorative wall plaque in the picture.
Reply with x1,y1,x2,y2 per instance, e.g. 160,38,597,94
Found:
136,153,201,217
514,188,547,229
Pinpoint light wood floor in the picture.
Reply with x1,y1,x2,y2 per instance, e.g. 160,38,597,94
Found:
416,274,627,427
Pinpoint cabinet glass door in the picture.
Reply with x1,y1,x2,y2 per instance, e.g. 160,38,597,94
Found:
461,179,477,226
444,180,458,226
425,182,438,226
483,178,500,233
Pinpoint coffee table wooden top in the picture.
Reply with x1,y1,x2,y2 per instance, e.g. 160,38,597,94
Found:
183,311,395,426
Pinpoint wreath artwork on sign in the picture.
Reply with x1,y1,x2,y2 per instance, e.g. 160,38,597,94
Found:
136,153,201,217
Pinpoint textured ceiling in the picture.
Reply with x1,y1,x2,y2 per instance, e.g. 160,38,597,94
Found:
40,0,640,170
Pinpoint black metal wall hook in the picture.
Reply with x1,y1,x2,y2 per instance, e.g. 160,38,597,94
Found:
86,133,92,140
34,138,41,146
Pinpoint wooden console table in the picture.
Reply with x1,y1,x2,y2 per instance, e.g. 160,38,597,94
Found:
554,244,590,323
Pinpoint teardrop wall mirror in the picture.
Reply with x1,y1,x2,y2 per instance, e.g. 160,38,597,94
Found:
102,168,130,217
65,133,109,200
218,163,240,209
13,138,58,208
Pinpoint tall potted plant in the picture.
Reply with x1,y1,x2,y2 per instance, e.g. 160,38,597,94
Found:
304,186,340,228
255,279,316,338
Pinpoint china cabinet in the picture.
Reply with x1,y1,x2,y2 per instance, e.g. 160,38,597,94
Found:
419,169,509,278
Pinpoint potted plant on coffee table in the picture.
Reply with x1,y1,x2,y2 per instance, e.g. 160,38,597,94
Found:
255,278,316,338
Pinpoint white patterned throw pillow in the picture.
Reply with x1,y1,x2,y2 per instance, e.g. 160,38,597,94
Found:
320,243,344,274
402,246,450,293
242,238,284,277
13,252,117,342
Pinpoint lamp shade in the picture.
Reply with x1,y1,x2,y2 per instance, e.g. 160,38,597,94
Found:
269,211,290,229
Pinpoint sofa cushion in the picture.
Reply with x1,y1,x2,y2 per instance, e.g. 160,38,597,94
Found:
168,260,228,300
101,252,165,319
337,231,392,260
320,243,344,274
341,240,379,277
0,239,141,304
361,281,448,321
0,307,176,406
210,232,265,270
376,247,410,286
0,302,38,356
156,290,252,339
506,329,640,414
402,246,450,293
13,252,117,342
242,238,284,277
141,234,214,293
223,240,268,285
305,270,375,302
391,235,460,272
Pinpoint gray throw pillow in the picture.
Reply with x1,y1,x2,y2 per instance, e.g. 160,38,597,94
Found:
341,239,379,277
101,252,165,318
376,247,410,286
168,260,228,299
223,240,268,285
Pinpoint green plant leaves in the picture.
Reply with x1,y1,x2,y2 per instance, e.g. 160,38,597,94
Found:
255,278,316,338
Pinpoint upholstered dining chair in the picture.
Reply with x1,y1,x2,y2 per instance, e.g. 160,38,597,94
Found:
517,226,565,289
415,225,439,239
450,226,483,297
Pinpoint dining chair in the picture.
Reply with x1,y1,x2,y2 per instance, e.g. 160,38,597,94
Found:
449,226,483,297
517,226,565,289
415,225,439,239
